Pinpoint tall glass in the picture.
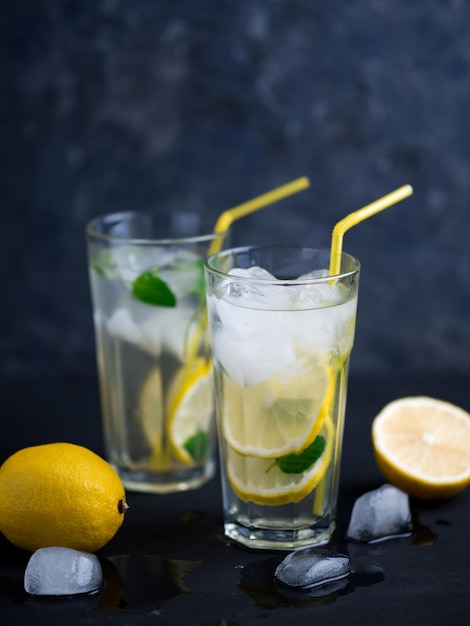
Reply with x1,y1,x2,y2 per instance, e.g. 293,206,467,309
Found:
86,211,226,493
205,245,360,550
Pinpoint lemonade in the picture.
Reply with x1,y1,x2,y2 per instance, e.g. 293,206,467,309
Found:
205,245,360,549
87,211,225,493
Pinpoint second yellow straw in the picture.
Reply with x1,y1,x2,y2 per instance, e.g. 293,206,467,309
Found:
208,176,311,256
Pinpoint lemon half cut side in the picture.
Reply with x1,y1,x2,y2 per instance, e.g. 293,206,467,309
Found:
372,396,470,499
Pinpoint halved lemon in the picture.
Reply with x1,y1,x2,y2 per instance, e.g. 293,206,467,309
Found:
167,358,214,464
223,356,333,459
226,417,334,505
372,396,470,499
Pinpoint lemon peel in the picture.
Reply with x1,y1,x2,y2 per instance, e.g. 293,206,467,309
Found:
167,358,214,464
0,443,127,553
222,357,332,459
139,367,172,470
227,418,334,505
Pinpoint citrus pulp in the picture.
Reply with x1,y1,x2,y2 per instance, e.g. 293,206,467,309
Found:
372,396,470,499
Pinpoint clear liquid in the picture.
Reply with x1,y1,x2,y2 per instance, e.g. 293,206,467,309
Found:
89,268,215,493
209,296,357,550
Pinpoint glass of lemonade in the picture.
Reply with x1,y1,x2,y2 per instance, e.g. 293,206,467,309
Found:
204,244,360,550
86,211,227,493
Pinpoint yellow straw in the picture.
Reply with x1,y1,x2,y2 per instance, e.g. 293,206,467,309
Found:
329,184,413,276
208,176,311,256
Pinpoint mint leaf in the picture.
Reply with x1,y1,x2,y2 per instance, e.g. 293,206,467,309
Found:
132,272,177,307
270,435,327,475
183,430,207,462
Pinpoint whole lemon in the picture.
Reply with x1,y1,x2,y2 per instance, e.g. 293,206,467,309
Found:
0,442,128,553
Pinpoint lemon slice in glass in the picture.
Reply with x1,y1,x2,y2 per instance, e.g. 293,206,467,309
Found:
167,358,214,464
223,356,332,459
226,417,334,505
139,367,173,469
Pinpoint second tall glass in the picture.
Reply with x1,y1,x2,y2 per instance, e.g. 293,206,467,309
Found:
87,211,226,493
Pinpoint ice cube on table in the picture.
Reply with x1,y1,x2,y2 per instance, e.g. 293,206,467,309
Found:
24,547,103,596
275,548,350,589
346,484,412,543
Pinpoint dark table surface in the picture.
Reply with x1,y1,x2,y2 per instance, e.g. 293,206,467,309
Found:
0,373,469,625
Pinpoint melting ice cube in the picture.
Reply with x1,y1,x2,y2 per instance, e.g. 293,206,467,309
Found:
208,297,296,386
24,547,103,596
208,271,297,386
208,262,358,385
346,484,412,543
297,269,330,280
108,308,145,347
140,305,194,362
208,265,301,386
106,307,161,357
229,266,276,280
274,548,350,589
113,245,196,285
219,266,292,310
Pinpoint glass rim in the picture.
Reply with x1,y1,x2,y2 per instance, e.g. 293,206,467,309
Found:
205,243,360,284
86,210,228,245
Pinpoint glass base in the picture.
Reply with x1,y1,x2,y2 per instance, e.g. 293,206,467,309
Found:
224,520,335,551
114,459,216,494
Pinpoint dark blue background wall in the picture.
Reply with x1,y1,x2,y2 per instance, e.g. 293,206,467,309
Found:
2,0,469,377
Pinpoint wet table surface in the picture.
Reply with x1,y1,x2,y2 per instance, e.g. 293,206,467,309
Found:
0,373,469,625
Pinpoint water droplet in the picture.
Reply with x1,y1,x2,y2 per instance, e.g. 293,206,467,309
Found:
99,554,201,613
411,518,437,546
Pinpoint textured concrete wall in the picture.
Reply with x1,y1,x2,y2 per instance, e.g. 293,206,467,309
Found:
2,0,470,376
